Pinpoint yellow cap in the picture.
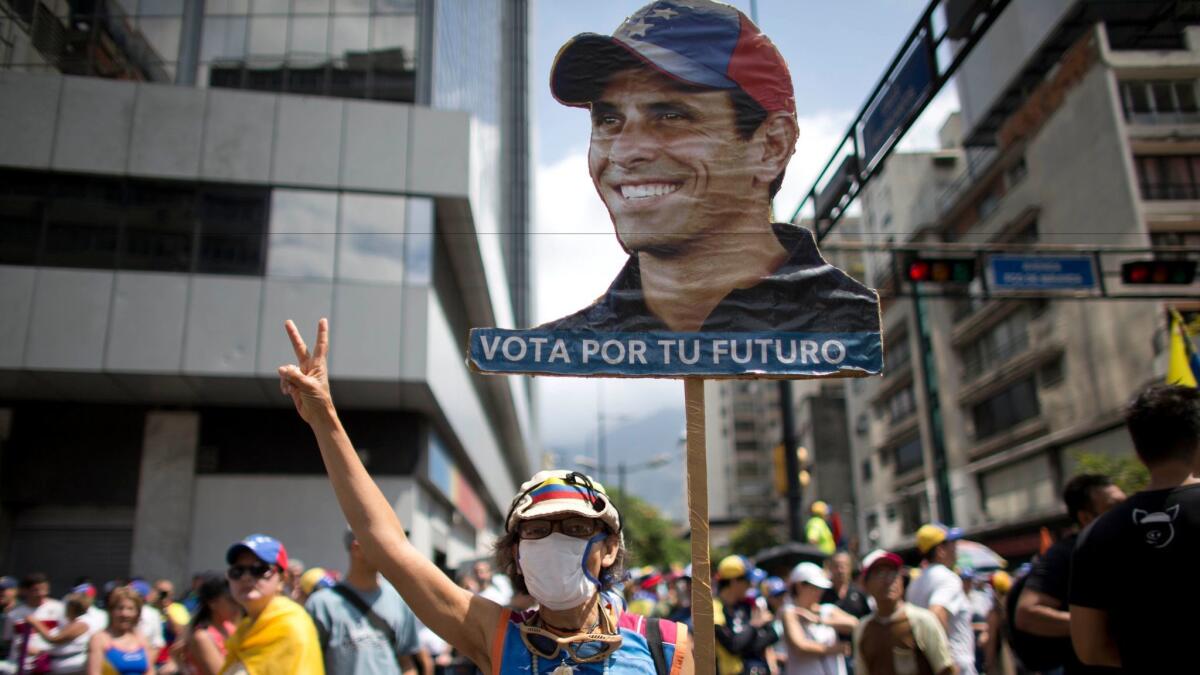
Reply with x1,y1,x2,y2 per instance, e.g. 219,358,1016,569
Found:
299,567,328,595
716,555,748,580
915,523,962,554
810,501,828,517
991,570,1012,594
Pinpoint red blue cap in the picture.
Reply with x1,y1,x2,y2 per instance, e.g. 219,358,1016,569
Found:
551,0,795,115
226,533,289,570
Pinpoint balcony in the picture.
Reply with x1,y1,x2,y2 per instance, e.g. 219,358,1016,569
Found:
1140,182,1200,201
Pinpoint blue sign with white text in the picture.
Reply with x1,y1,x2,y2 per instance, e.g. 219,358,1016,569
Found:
988,256,1097,291
468,329,883,378
860,34,935,165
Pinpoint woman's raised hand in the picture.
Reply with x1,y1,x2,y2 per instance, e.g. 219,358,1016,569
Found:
279,318,334,426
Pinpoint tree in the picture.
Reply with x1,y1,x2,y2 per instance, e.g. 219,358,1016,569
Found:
1070,451,1149,495
608,488,690,570
726,518,781,558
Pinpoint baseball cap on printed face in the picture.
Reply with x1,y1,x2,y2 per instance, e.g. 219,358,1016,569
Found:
915,523,963,554
226,533,289,570
506,470,622,536
550,0,795,115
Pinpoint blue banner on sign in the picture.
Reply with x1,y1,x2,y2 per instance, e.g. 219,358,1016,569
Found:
468,329,883,378
988,256,1097,291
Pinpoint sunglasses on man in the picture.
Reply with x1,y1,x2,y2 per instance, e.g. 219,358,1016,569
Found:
227,563,277,581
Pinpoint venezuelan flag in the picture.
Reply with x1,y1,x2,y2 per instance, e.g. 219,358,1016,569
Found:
1167,309,1199,387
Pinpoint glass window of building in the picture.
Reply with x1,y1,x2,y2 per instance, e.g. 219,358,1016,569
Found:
403,196,433,285
337,192,405,283
200,0,417,101
971,376,1039,441
1134,154,1200,200
267,189,337,279
1120,80,1200,124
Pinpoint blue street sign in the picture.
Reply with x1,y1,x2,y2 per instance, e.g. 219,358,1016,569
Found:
987,255,1097,291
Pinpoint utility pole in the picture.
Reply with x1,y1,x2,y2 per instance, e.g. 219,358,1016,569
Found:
911,286,954,525
779,381,803,542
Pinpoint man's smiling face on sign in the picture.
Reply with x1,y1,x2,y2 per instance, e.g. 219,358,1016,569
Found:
588,66,761,255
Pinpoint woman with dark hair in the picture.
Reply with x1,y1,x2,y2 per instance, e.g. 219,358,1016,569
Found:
278,319,694,673
182,574,240,675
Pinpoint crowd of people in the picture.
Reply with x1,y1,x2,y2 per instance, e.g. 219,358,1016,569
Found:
1,320,1196,675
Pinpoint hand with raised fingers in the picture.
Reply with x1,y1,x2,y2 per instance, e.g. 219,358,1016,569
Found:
279,318,334,426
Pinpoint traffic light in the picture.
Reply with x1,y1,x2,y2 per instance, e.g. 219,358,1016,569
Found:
905,256,976,283
1121,260,1197,285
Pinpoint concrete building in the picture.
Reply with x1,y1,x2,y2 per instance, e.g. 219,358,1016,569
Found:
0,0,533,589
848,0,1199,558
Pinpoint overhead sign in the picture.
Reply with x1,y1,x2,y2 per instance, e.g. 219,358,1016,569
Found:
860,33,935,166
987,255,1097,291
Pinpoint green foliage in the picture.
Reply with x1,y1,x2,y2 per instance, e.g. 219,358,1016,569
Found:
1070,451,1149,495
608,488,690,570
726,518,781,558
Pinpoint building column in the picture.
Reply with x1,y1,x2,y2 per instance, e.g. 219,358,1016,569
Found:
131,411,199,584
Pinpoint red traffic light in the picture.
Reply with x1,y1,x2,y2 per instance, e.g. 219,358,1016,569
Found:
1121,260,1197,285
905,256,975,283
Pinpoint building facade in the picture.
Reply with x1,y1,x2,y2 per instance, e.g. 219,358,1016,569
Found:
0,0,533,589
848,0,1198,558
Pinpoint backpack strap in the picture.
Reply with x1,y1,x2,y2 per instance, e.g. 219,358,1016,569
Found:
645,618,669,675
332,584,400,664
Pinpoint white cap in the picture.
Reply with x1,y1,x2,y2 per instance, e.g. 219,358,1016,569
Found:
788,562,832,590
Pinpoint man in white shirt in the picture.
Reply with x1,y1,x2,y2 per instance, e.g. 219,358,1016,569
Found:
906,523,976,675
2,573,65,673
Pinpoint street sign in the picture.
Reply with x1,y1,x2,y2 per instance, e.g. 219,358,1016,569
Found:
987,255,1097,292
860,31,935,167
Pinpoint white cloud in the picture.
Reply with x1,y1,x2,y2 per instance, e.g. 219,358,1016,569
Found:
896,87,960,152
773,109,856,221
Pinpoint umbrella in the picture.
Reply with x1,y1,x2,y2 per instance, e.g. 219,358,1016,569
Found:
956,540,1006,572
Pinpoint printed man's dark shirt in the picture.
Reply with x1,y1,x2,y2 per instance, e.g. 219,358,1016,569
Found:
539,223,880,333
1069,483,1200,673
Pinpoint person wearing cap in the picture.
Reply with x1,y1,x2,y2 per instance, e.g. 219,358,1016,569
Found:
279,319,692,674
713,556,776,675
536,0,879,335
906,525,974,675
221,534,324,674
780,562,856,675
852,550,954,675
804,503,835,557
305,529,420,675
758,577,788,674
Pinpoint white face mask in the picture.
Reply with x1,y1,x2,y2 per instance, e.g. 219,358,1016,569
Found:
518,532,605,611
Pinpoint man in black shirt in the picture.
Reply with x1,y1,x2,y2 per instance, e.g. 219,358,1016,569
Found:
1069,384,1200,671
1013,473,1125,674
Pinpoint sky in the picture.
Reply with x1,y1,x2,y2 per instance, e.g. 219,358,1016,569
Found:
529,1,961,482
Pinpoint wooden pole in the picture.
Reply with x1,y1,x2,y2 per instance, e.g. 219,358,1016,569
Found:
684,378,714,672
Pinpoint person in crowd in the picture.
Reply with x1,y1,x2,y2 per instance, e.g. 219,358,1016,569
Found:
714,555,776,675
1070,384,1200,671
1012,473,1124,674
821,551,869,674
805,503,836,556
0,577,17,660
182,573,240,675
852,550,954,675
127,581,164,667
296,568,335,606
665,569,692,628
182,577,205,616
306,528,420,675
285,560,307,604
221,534,324,674
25,591,106,674
471,562,512,608
86,586,151,675
278,318,693,673
906,524,975,675
961,572,990,674
983,572,1014,675
149,580,188,674
779,562,856,675
4,572,66,673
759,577,788,675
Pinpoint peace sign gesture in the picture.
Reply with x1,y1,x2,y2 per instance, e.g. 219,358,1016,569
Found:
279,318,334,426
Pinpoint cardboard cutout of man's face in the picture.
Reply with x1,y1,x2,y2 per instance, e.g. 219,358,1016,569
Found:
467,0,882,379
589,67,776,255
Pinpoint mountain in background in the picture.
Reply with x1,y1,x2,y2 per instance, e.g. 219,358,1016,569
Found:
544,406,686,521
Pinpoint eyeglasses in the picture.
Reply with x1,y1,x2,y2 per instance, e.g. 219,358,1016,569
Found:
227,563,276,581
518,610,622,663
517,517,606,540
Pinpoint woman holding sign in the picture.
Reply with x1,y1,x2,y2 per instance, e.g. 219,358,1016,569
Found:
277,319,693,675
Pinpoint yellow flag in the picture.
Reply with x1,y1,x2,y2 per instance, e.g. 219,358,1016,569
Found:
1167,311,1198,387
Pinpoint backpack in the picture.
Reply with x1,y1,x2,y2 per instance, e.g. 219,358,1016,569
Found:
617,611,683,675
